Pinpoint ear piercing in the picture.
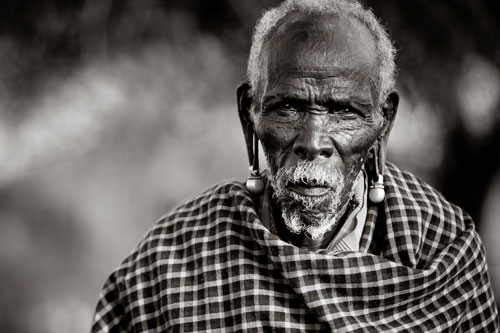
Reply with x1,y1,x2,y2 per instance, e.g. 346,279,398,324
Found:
368,146,385,203
246,133,265,194
369,173,385,203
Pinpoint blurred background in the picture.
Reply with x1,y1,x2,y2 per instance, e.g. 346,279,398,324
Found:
0,0,498,331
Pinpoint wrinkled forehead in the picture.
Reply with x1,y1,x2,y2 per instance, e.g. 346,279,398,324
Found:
262,12,379,86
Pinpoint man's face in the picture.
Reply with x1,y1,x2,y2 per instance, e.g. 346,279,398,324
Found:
252,14,387,239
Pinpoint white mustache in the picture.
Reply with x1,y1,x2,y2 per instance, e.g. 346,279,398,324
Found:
271,159,343,189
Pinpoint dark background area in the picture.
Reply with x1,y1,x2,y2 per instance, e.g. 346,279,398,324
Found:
0,1,498,331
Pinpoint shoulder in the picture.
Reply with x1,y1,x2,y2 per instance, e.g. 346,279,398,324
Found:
112,180,257,279
92,180,257,331
153,180,255,236
381,162,473,267
384,162,466,226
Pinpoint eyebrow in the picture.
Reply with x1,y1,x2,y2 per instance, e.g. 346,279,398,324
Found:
262,94,374,108
331,97,374,108
262,94,297,105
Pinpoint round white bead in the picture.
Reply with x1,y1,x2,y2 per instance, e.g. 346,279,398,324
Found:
246,178,265,193
369,188,385,203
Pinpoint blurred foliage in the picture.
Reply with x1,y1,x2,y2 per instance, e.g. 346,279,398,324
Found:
0,0,498,331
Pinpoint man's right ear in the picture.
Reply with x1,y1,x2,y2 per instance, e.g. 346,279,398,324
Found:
237,82,255,166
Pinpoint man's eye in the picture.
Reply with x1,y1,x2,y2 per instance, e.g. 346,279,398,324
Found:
274,103,299,116
330,106,362,118
332,106,353,113
280,103,296,111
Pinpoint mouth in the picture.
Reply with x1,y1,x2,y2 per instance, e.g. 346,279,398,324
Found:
287,180,331,197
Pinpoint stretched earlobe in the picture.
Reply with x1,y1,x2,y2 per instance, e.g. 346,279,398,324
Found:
381,90,399,136
237,82,255,167
368,143,385,204
237,82,264,194
246,133,265,194
367,90,399,204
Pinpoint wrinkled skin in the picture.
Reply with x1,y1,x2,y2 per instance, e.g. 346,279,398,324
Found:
238,13,398,250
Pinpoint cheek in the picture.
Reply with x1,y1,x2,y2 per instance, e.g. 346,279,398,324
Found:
329,123,379,155
334,127,379,199
255,116,298,161
327,121,381,176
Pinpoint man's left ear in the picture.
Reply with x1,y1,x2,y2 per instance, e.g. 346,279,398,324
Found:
378,90,399,152
367,90,399,203
373,90,399,176
237,82,255,167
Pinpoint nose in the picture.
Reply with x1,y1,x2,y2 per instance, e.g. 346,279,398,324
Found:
293,117,334,160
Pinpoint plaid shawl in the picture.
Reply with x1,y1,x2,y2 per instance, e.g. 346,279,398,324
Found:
92,163,498,332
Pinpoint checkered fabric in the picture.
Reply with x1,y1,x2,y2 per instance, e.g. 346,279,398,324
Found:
92,163,498,332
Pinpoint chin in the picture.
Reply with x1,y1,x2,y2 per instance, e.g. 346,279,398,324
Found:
280,206,339,240
268,159,360,240
274,184,344,240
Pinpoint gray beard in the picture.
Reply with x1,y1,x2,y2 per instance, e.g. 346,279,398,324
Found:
268,160,356,240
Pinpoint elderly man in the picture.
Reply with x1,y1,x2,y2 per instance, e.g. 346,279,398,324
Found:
92,0,498,331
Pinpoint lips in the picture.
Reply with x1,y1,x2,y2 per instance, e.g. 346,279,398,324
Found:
287,181,331,197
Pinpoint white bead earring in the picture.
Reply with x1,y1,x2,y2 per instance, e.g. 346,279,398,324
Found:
368,146,385,203
369,174,385,203
246,133,265,194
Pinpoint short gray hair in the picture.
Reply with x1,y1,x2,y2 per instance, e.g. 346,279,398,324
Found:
247,0,396,104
